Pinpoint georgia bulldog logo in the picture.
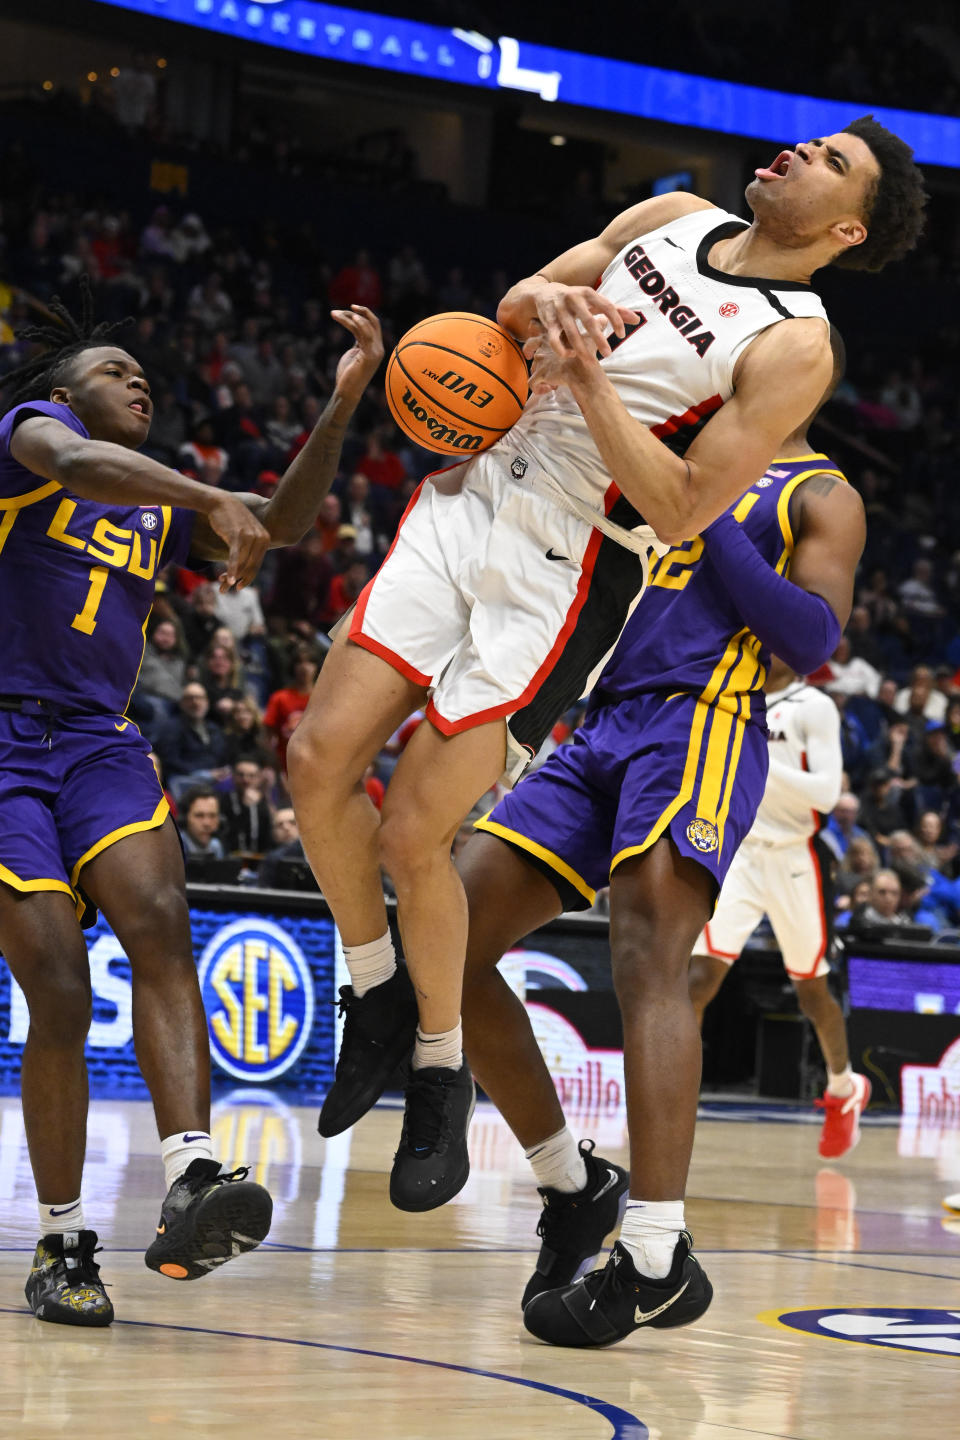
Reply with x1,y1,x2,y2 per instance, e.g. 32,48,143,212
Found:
686,818,719,853
719,301,740,317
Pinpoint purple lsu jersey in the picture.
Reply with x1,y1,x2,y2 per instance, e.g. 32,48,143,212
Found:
0,401,194,715
476,453,845,905
595,451,846,709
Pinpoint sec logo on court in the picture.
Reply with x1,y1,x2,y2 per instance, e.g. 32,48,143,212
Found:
769,1307,960,1356
198,918,315,1082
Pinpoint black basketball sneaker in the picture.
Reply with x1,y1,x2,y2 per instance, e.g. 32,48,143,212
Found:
318,965,419,1138
145,1160,273,1281
25,1230,114,1327
523,1233,712,1348
522,1140,629,1310
389,1060,475,1211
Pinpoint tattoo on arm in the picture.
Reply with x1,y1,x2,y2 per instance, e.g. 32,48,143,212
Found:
802,472,841,499
789,470,842,535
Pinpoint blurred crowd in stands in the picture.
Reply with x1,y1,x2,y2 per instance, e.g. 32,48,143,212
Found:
1,94,960,932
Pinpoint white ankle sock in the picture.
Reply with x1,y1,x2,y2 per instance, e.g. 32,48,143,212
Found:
525,1127,588,1193
160,1131,214,1190
38,1198,85,1236
343,932,397,998
827,1064,855,1098
619,1199,685,1279
412,1022,462,1071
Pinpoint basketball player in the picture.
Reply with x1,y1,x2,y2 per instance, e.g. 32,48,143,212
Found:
291,118,925,1213
0,292,383,1325
689,657,871,1158
454,381,865,1347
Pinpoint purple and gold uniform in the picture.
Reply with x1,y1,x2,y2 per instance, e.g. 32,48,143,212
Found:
0,401,194,921
476,453,845,908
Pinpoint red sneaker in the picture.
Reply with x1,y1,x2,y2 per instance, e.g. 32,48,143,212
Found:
815,1073,871,1159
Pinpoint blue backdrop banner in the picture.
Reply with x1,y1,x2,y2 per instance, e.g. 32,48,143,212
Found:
0,904,338,1098
90,0,960,167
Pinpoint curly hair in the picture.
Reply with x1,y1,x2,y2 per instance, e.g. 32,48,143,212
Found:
832,115,927,273
0,277,132,413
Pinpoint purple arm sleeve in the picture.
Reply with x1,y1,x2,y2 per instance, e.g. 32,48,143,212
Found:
701,512,842,674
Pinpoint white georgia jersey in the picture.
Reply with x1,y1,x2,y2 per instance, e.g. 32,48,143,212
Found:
749,681,843,846
494,205,829,521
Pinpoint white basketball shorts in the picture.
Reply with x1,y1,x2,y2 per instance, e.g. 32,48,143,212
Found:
348,449,647,779
695,833,833,980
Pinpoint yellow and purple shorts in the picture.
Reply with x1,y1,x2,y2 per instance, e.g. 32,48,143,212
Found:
0,704,169,926
476,688,768,910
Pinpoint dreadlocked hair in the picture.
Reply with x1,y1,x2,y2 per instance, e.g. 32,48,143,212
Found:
0,277,133,413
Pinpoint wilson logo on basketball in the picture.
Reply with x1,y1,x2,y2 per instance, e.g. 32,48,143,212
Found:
719,302,740,317
399,388,485,450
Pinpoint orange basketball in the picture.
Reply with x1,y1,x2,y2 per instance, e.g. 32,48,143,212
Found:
385,312,528,456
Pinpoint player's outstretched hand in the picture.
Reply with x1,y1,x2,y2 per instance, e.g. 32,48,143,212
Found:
207,494,271,591
529,282,638,360
331,305,385,407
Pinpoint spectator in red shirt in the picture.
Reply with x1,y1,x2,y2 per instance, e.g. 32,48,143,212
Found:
263,649,320,771
316,493,342,553
91,215,129,280
328,248,382,310
179,420,229,483
320,558,368,629
356,426,408,492
205,330,231,385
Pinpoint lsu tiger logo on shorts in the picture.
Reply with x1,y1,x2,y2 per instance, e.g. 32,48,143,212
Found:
686,818,719,853
198,918,315,1082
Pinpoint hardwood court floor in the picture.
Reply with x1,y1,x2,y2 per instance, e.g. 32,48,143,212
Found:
0,1090,958,1439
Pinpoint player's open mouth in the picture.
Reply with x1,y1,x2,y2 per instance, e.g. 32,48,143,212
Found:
754,151,793,182
128,400,149,415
